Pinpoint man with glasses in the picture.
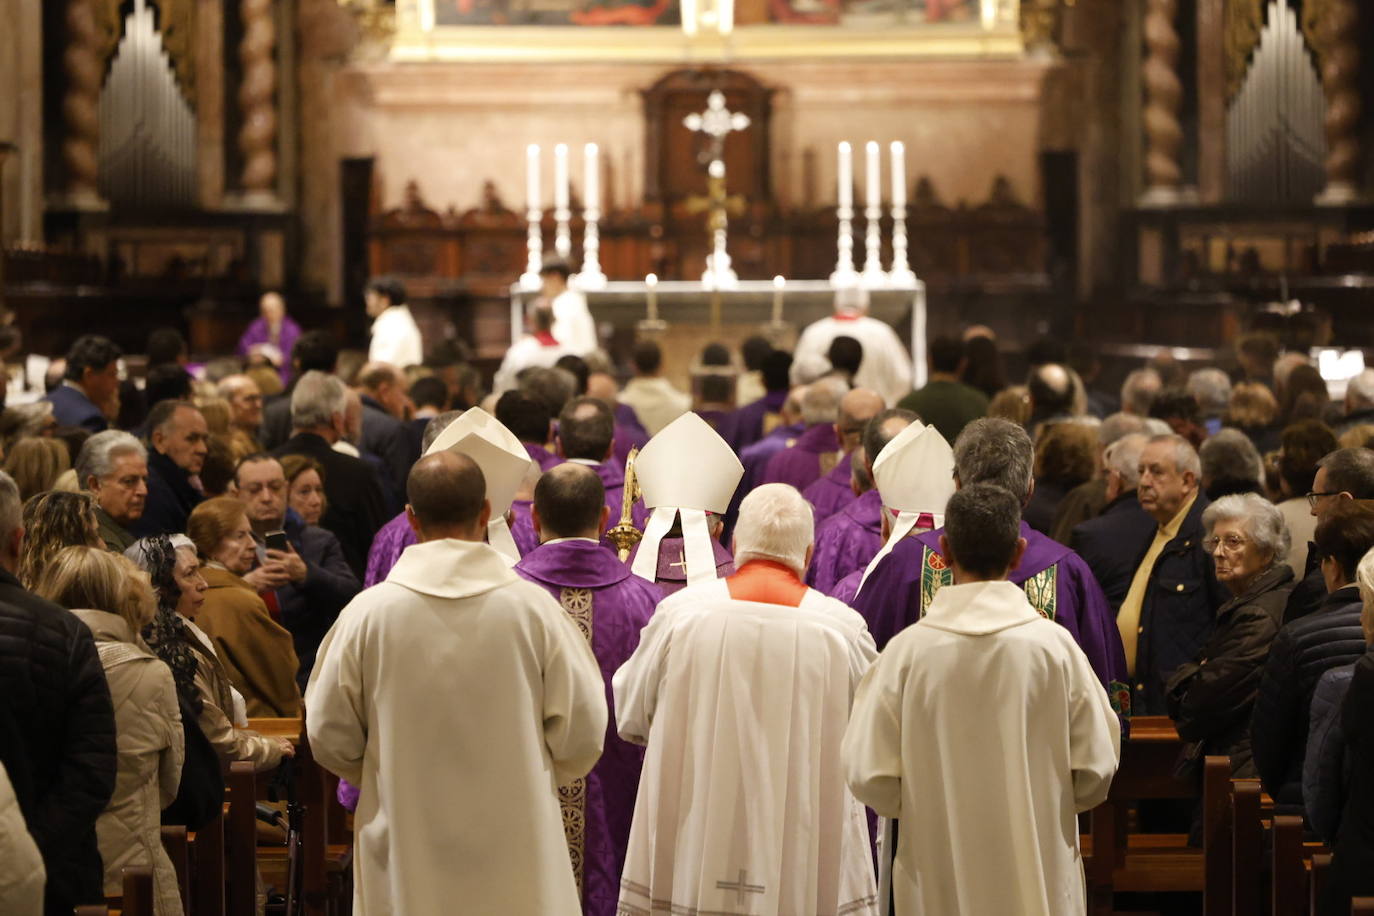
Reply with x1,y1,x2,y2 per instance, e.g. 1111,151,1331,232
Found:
74,430,149,553
1285,447,1374,623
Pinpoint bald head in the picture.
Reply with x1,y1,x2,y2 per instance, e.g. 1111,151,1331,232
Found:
862,408,920,474
838,388,884,449
533,463,608,542
406,451,489,541
1028,363,1074,418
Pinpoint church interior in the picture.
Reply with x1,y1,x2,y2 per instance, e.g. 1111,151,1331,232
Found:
5,1,1374,915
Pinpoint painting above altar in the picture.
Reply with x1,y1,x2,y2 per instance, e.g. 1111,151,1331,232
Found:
429,0,985,27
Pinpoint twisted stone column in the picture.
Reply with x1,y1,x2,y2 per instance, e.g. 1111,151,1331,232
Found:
62,0,104,208
1141,0,1184,205
1314,0,1361,204
238,0,278,202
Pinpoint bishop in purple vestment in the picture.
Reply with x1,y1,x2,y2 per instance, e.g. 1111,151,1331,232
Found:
717,387,789,452
237,292,302,382
720,421,804,542
807,487,883,595
803,453,859,524
363,510,416,587
627,533,734,596
760,422,840,491
515,466,664,916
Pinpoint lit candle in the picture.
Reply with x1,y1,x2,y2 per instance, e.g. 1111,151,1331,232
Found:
646,273,659,322
837,141,852,212
584,143,599,215
772,275,785,324
554,143,569,214
865,140,880,211
890,141,906,209
526,144,540,215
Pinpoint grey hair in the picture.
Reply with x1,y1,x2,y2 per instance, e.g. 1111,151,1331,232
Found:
1104,432,1149,490
1121,368,1163,416
800,377,847,426
953,417,1034,499
74,430,147,489
1316,447,1374,499
290,371,348,430
1099,412,1147,447
1347,369,1374,410
1202,492,1290,564
421,409,465,453
1145,433,1202,478
1143,418,1173,436
0,471,20,543
1187,368,1232,418
1199,428,1264,486
733,483,814,577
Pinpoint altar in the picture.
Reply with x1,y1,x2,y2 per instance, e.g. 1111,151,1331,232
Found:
511,279,928,390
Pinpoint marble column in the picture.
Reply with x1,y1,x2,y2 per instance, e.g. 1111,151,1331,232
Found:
1140,0,1184,206
238,0,279,206
1314,0,1361,205
61,0,106,209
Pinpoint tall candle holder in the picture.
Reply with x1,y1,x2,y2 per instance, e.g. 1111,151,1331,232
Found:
520,143,543,290
830,141,859,288
889,141,916,286
637,273,667,334
577,143,607,289
861,141,887,287
553,143,572,260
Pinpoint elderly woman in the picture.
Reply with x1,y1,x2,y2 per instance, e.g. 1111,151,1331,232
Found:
128,534,291,771
36,546,184,915
1167,492,1293,780
186,496,301,717
280,454,326,527
17,490,101,588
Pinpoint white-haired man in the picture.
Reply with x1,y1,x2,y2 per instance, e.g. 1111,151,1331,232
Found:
614,483,879,916
792,287,912,406
75,430,149,553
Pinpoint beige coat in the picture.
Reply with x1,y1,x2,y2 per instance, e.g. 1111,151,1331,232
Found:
73,609,185,916
180,617,285,771
0,759,43,916
195,566,301,718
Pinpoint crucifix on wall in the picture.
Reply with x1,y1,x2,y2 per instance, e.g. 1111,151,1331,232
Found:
682,90,750,288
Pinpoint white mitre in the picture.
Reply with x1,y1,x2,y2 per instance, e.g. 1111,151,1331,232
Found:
423,406,533,562
631,412,744,586
857,421,956,591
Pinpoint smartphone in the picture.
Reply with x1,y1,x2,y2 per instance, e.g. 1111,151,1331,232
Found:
265,530,289,553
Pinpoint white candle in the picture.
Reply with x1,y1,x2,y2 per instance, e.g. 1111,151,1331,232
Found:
837,141,852,212
584,143,599,214
526,144,540,214
772,275,785,324
646,273,658,322
865,141,880,210
554,143,569,213
890,141,906,209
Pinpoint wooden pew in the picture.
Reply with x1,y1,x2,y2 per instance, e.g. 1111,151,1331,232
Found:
1311,853,1332,914
226,761,259,916
1270,815,1306,916
191,806,226,916
1233,779,1264,915
73,866,155,916
1353,899,1374,915
1201,756,1233,916
160,825,190,914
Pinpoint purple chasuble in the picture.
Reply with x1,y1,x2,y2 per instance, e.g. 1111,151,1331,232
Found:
237,315,302,382
760,423,840,491
802,455,858,524
717,389,788,452
509,499,539,555
514,540,663,916
828,568,865,607
853,521,1129,707
363,511,416,588
524,442,562,472
626,535,734,596
806,488,882,595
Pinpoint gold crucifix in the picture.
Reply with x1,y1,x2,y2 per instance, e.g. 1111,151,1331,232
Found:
683,91,750,295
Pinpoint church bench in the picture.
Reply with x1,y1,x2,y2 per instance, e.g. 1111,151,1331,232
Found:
160,826,190,915
1354,900,1374,915
226,762,259,916
1310,853,1332,914
1271,814,1308,915
1202,756,1234,916
190,805,227,916
71,865,154,916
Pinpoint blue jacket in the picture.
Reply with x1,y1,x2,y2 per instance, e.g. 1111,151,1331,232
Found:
1318,650,1374,915
1305,664,1355,841
43,383,107,433
272,510,360,689
130,449,203,538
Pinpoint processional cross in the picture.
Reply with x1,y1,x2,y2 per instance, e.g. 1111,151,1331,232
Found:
683,91,750,289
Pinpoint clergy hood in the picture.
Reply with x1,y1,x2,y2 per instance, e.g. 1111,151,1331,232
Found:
387,538,518,600
423,406,533,562
631,412,744,588
859,421,955,590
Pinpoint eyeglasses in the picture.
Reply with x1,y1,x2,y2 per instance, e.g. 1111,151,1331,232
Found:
1306,491,1341,508
1203,534,1249,553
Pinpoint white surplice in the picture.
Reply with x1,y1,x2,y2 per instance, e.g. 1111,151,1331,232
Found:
551,289,598,356
841,580,1121,916
305,538,608,916
493,334,569,394
368,304,424,367
793,315,914,406
613,578,880,916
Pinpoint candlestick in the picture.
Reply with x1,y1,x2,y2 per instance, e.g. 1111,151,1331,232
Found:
888,143,916,287
771,275,785,324
890,141,906,209
520,144,543,290
831,141,858,287
554,143,571,259
578,142,606,289
638,273,666,334
646,274,658,321
862,141,886,287
837,141,852,212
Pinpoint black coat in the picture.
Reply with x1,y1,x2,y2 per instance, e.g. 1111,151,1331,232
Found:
360,394,420,496
1069,493,1157,613
272,433,388,579
130,448,204,538
259,389,294,452
0,568,117,914
1133,494,1229,715
275,509,360,688
1166,563,1293,776
1283,560,1327,625
1322,650,1374,916
1251,585,1367,813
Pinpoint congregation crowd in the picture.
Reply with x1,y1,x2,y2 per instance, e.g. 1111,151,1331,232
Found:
1,271,1373,916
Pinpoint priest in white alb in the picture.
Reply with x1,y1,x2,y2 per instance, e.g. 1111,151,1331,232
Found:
306,450,608,915
842,483,1121,916
614,483,880,916
542,257,599,357
792,286,913,406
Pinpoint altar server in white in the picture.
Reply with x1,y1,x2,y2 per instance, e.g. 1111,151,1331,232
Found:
615,483,880,916
306,449,607,916
842,483,1120,916
543,258,599,356
364,277,424,367
493,304,569,394
793,287,913,405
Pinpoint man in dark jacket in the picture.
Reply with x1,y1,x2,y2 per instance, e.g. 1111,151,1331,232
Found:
1320,647,1374,915
1251,501,1374,815
131,400,208,537
271,371,388,579
44,335,121,433
355,362,421,496
259,330,339,451
232,454,361,688
1284,447,1374,624
0,470,117,914
1118,434,1228,715
1070,432,1157,612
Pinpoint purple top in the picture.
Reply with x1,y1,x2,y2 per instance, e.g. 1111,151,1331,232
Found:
525,442,562,472
510,499,539,555
828,568,865,607
717,389,789,453
760,422,840,492
802,455,858,524
363,511,416,588
627,535,734,596
515,539,662,916
806,488,883,595
852,521,1129,698
722,422,805,542
237,315,302,382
